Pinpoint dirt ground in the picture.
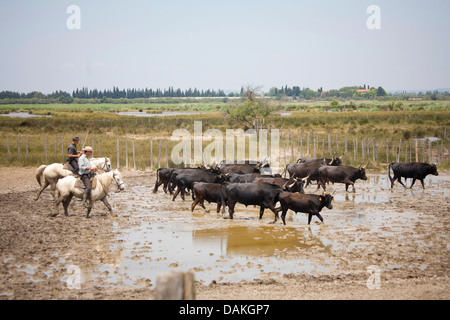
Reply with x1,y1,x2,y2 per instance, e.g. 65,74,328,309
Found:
0,166,449,300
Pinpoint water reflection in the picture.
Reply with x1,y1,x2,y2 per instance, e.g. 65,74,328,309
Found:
192,225,325,257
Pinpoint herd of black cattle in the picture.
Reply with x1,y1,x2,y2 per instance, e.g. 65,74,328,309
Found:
152,158,439,225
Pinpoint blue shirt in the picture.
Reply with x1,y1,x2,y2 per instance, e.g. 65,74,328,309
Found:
78,154,92,175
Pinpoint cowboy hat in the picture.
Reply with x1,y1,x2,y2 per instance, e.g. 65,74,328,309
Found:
83,146,93,152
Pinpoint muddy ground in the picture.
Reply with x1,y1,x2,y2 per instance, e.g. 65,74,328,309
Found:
0,166,449,300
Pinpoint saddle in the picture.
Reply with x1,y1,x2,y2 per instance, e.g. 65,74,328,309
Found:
75,177,98,190
63,162,74,171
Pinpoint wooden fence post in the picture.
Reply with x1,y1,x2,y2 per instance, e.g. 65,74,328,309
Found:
422,140,425,162
307,132,310,156
132,140,136,170
415,139,419,162
428,140,432,163
158,140,162,169
373,138,377,162
125,140,128,170
386,140,389,164
155,270,195,300
345,136,348,155
150,140,153,170
18,133,21,161
313,137,316,159
25,135,28,159
44,134,47,161
328,134,331,156
165,140,169,168
116,139,120,169
6,134,10,158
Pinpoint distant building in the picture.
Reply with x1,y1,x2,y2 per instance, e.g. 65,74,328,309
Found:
356,89,370,93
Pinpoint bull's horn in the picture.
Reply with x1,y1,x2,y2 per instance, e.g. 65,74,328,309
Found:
332,153,336,159
282,181,288,190
302,174,310,181
289,182,296,189
363,163,368,169
332,190,336,196
339,154,344,159
358,164,362,170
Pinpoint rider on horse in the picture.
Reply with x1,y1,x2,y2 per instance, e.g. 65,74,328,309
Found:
78,146,98,208
67,137,81,175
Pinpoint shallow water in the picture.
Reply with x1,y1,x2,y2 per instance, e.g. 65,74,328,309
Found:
71,172,445,287
115,111,201,117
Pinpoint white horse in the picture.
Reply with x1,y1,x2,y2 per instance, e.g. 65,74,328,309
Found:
52,169,125,218
35,157,112,200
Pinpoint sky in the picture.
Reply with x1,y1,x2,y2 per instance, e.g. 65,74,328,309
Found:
0,0,449,93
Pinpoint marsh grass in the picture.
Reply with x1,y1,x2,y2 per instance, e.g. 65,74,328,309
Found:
0,103,449,169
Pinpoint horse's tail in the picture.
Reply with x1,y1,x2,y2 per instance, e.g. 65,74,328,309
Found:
35,165,47,186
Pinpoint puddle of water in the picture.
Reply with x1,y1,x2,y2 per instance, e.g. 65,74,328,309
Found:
115,111,201,117
0,112,52,118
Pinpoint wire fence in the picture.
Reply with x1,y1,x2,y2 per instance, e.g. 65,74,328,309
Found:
1,130,449,171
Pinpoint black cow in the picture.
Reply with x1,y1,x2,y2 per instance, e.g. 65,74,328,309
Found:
167,167,214,194
171,170,224,201
276,192,334,225
223,182,283,220
191,182,227,213
253,177,305,194
224,172,281,183
388,162,438,189
285,159,332,188
297,155,343,166
318,164,368,192
216,159,271,175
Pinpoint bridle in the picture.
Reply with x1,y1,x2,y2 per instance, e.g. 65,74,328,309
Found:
112,171,125,191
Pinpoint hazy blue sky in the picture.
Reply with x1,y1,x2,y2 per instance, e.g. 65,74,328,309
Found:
1,0,449,93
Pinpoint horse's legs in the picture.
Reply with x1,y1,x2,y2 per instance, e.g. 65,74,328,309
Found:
50,181,57,200
52,194,66,217
101,197,113,216
63,194,73,216
35,179,50,201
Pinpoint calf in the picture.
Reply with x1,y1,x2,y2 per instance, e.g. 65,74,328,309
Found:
388,162,438,189
276,192,334,225
191,182,227,213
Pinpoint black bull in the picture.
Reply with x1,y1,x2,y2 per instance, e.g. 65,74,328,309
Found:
318,165,368,192
388,162,438,189
223,182,283,220
285,158,341,188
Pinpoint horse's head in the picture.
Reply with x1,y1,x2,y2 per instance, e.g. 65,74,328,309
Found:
105,157,112,172
112,169,125,191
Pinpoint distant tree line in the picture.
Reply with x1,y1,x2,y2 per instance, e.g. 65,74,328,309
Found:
0,85,448,104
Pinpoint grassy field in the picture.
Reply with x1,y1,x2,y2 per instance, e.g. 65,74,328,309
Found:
0,100,449,170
